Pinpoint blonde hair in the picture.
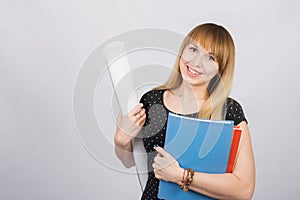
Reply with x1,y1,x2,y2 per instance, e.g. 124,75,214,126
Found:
155,23,235,120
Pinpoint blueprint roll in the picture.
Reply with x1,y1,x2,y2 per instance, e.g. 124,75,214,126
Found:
102,41,148,192
102,41,138,116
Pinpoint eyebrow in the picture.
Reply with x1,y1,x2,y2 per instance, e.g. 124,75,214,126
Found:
190,43,215,52
190,43,199,49
189,43,215,56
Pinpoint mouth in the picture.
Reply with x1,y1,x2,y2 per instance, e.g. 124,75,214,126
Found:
186,65,202,77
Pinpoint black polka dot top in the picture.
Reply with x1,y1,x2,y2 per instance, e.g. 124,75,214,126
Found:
139,89,247,200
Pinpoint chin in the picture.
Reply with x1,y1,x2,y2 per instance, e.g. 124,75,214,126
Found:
181,75,206,87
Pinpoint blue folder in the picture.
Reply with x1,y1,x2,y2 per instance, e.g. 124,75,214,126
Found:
158,113,234,200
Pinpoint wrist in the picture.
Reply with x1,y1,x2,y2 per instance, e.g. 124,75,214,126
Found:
114,130,133,148
176,167,185,185
179,168,195,192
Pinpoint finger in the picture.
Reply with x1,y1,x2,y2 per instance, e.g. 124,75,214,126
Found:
140,118,146,126
138,108,146,115
154,146,169,158
132,113,140,122
154,171,161,180
136,113,146,125
129,103,143,117
135,108,146,119
133,113,143,123
133,108,145,122
152,162,158,170
154,154,159,163
154,155,164,169
137,119,146,127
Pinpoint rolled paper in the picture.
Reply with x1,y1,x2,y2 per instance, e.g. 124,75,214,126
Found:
102,41,148,191
102,41,138,116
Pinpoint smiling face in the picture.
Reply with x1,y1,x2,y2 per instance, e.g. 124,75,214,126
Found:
179,42,219,87
158,23,235,119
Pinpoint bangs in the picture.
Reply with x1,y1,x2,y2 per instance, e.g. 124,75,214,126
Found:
189,30,214,53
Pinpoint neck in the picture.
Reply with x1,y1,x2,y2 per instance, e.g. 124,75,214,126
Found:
169,82,208,114
176,82,209,100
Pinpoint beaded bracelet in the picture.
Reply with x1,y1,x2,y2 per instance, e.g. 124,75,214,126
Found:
179,168,194,192
181,169,186,183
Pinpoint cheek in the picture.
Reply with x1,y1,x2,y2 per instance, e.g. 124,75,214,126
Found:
179,57,186,71
181,49,194,61
203,61,219,75
208,66,219,75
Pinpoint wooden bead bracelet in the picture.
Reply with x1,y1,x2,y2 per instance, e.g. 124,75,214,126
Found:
179,168,194,192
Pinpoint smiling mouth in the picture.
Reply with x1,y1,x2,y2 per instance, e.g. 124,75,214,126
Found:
186,65,202,77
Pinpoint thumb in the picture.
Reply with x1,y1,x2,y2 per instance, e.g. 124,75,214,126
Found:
154,145,169,157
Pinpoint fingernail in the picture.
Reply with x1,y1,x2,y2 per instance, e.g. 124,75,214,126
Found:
153,144,158,148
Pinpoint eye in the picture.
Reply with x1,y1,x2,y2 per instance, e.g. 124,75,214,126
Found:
189,47,198,53
208,55,215,61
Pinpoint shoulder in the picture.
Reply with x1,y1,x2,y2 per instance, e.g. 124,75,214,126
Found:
226,97,244,110
139,89,165,107
225,97,248,125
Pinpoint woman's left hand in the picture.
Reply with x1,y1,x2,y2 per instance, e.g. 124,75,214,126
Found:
152,146,183,183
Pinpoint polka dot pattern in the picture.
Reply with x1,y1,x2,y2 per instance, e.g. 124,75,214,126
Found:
139,90,247,200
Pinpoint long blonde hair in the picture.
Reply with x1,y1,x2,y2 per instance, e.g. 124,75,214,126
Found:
155,23,235,120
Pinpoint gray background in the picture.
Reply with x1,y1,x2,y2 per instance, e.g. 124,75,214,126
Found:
1,0,300,199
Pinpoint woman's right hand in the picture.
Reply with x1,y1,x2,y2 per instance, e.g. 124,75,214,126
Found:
114,103,146,148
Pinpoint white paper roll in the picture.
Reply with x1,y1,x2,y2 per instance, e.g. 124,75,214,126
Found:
102,41,138,116
102,41,148,191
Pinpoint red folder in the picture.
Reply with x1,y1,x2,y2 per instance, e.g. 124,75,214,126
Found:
226,126,242,173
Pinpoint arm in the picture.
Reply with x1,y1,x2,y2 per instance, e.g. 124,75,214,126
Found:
153,121,255,200
114,125,135,168
114,103,146,168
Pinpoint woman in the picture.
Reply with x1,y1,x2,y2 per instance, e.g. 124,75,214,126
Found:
114,23,255,199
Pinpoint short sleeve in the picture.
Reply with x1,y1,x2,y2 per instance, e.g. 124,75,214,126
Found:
225,98,248,125
139,90,153,109
139,90,165,128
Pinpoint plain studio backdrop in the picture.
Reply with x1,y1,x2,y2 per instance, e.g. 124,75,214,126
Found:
1,0,300,199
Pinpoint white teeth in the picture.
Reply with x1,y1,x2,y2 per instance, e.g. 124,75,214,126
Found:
188,66,200,75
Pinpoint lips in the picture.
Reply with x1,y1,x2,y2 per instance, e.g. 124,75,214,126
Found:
186,65,202,77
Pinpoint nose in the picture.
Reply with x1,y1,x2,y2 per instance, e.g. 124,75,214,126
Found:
190,53,203,68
